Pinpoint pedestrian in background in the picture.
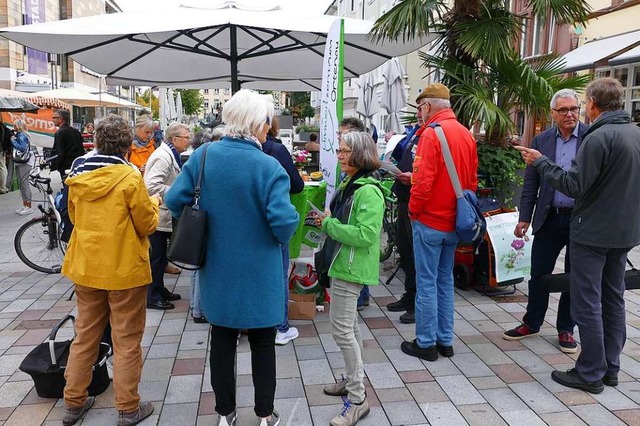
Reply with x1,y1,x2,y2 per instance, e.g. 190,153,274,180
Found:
316,131,385,426
144,122,191,310
503,89,587,354
128,114,156,175
165,89,298,426
517,77,640,394
261,111,304,346
51,109,84,181
10,119,35,215
60,114,160,426
386,108,424,324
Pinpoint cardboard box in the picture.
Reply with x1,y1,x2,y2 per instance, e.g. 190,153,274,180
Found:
288,294,317,320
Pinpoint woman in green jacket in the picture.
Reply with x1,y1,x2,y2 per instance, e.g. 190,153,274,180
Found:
315,131,386,426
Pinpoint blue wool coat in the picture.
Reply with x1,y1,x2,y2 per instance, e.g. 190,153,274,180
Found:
165,137,299,329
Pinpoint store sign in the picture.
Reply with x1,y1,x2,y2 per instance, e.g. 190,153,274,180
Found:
1,109,56,148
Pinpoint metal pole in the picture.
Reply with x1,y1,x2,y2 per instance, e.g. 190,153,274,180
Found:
230,25,240,94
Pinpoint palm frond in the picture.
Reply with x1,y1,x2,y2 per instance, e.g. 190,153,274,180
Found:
368,0,448,44
527,0,591,25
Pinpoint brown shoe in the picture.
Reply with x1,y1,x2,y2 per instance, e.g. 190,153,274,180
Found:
165,265,181,274
118,401,154,426
62,396,95,426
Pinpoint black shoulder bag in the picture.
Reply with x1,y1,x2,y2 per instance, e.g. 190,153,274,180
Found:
167,144,209,270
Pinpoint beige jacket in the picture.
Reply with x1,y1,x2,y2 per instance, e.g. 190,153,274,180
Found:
144,143,180,232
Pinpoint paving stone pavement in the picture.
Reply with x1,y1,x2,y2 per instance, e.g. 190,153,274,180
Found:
2,179,640,426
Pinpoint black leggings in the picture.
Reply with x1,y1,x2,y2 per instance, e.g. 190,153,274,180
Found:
210,325,276,418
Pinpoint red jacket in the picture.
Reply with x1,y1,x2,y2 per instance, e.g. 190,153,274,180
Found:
409,109,478,232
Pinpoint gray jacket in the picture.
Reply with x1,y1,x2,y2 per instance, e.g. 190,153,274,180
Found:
533,110,640,248
144,143,180,232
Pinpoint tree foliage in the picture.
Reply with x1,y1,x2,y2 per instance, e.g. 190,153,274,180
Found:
175,89,204,116
135,89,159,119
287,92,315,124
369,0,591,145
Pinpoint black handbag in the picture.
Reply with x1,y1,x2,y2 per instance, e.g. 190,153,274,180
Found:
542,259,640,293
19,315,111,398
167,144,209,270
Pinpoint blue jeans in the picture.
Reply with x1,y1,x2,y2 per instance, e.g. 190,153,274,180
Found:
357,285,370,306
190,270,203,317
276,244,290,333
523,212,574,333
412,220,458,348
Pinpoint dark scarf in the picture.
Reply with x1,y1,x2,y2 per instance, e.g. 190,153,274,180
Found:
329,169,371,218
165,141,183,169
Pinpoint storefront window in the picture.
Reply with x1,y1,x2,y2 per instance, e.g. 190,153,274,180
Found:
634,66,640,87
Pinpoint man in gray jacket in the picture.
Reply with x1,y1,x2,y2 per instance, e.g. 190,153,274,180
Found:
517,77,640,394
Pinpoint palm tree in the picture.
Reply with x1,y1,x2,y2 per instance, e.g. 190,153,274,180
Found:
369,0,591,146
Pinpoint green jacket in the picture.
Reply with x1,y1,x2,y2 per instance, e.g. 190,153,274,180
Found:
322,175,388,285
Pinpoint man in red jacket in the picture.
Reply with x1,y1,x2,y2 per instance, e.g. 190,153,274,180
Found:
401,83,478,362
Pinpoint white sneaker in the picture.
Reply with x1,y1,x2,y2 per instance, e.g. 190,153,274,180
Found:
15,207,24,214
18,207,34,216
275,327,299,346
217,411,237,426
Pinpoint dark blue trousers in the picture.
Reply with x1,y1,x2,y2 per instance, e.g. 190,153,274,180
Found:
148,230,170,303
571,242,629,382
523,212,574,333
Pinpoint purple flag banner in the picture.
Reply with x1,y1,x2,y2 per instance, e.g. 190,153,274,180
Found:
24,0,48,75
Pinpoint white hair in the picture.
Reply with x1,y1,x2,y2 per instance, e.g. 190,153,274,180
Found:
550,89,579,109
165,122,189,140
425,98,451,111
135,114,154,131
222,89,274,138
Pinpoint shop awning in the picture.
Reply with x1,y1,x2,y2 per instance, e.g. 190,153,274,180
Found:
561,30,640,72
609,44,640,67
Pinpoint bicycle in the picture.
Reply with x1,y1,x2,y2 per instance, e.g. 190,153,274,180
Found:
14,160,66,274
379,177,398,262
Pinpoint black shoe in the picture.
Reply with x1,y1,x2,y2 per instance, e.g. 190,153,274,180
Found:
603,373,619,387
399,308,415,324
401,339,438,362
147,300,175,310
192,315,208,324
551,369,604,394
436,343,454,357
387,294,413,312
161,289,181,301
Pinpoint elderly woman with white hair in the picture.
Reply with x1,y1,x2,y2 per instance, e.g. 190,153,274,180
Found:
144,122,191,310
165,89,299,426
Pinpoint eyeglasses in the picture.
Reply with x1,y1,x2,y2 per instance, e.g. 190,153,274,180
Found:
336,148,352,155
417,101,430,110
552,106,580,115
174,135,190,139
52,116,61,119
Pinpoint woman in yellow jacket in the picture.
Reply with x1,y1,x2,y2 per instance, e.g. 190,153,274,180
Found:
60,114,160,426
127,114,157,174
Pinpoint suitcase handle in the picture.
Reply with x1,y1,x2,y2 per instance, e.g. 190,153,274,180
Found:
48,315,76,366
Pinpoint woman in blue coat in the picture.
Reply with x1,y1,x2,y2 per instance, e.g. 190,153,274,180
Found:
165,89,299,426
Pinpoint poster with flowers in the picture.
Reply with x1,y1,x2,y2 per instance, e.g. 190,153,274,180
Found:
485,211,534,283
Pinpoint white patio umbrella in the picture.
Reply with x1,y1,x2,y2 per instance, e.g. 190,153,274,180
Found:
0,2,432,91
34,88,125,108
380,58,407,134
356,72,379,131
167,88,178,120
91,92,144,109
175,91,183,120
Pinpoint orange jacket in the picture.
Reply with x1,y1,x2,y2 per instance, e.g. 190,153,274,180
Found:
128,139,156,169
409,109,478,232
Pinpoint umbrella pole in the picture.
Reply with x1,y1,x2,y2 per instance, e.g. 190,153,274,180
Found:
230,25,240,94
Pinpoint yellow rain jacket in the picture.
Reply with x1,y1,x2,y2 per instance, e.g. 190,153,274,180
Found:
62,164,159,290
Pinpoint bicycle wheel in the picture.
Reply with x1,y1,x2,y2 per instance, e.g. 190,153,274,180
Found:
14,217,65,274
379,209,395,262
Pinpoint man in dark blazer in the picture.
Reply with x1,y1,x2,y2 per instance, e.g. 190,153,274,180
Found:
51,109,84,180
503,89,588,354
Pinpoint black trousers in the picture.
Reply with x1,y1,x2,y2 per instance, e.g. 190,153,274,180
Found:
396,202,416,301
147,230,170,303
570,241,629,382
210,325,276,418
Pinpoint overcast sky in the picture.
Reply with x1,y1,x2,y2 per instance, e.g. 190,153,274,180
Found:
113,0,334,15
